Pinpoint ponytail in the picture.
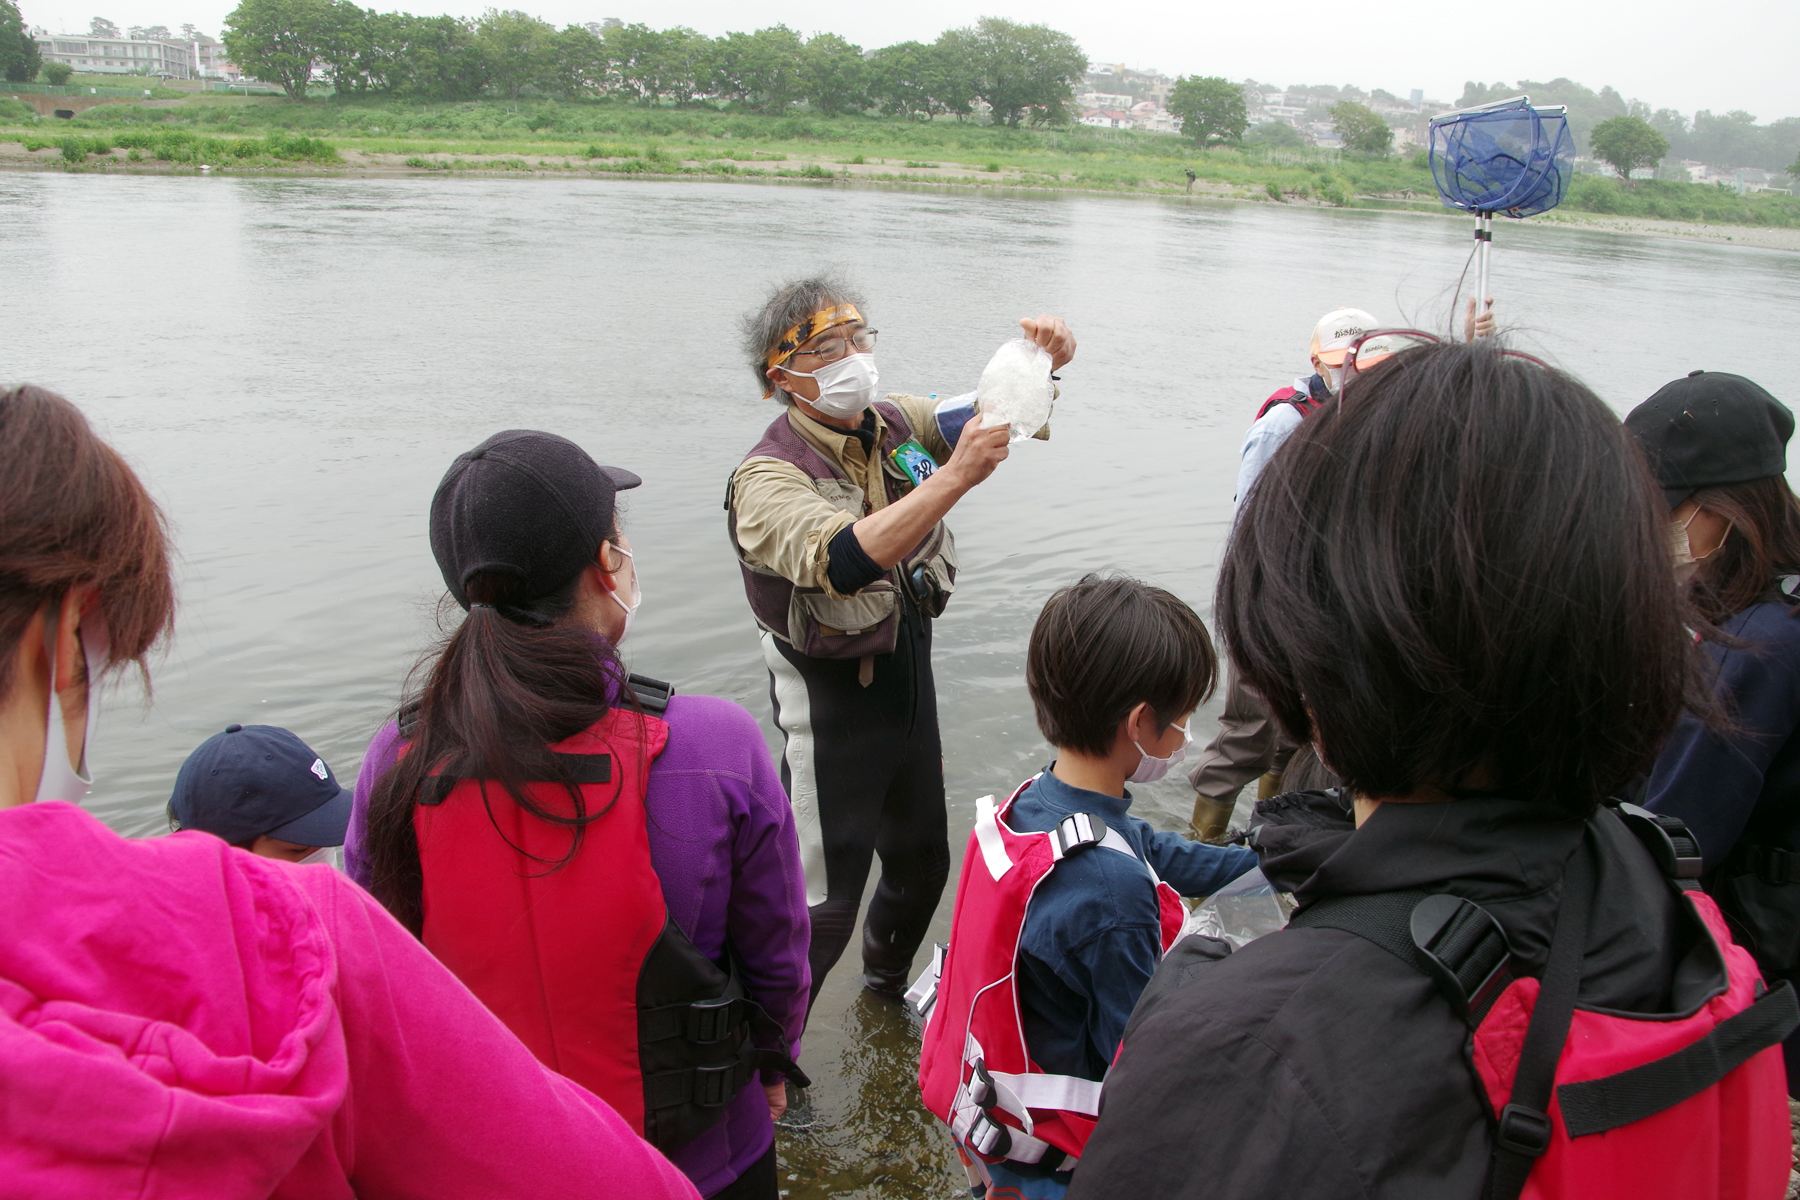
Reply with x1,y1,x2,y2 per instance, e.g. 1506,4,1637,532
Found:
363,566,628,934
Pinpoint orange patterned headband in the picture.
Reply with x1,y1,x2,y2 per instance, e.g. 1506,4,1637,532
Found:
765,304,864,372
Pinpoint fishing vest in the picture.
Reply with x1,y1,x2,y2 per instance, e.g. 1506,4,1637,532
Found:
911,777,1185,1172
726,401,957,661
412,696,806,1151
1290,804,1796,1200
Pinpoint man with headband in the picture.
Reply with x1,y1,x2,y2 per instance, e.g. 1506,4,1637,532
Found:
728,277,1076,1032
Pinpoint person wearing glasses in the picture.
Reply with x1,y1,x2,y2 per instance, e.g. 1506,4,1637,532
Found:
727,276,1076,1020
1187,300,1496,843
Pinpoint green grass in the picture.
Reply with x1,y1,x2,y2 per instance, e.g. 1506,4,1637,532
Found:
2,93,1796,226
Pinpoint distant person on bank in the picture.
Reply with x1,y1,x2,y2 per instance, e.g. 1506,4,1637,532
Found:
0,386,698,1199
728,276,1076,1006
168,723,352,864
1187,299,1497,841
347,430,809,1200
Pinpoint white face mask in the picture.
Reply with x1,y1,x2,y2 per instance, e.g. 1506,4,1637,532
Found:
1322,365,1344,393
35,609,109,806
780,353,880,420
1128,720,1191,785
297,846,341,869
1671,509,1725,586
607,543,641,641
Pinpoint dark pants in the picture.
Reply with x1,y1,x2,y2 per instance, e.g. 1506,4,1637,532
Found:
709,1142,777,1200
763,603,949,1009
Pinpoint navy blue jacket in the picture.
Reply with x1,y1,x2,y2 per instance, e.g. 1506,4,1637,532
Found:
1645,598,1800,866
1009,768,1258,1081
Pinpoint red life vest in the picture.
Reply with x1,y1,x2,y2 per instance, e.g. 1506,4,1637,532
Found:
1255,383,1324,422
914,777,1185,1169
1292,805,1796,1200
1469,888,1792,1199
412,702,804,1150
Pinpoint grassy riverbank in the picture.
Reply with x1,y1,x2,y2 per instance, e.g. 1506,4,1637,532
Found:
4,95,1799,229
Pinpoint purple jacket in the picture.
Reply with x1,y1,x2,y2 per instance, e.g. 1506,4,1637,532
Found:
345,693,809,1198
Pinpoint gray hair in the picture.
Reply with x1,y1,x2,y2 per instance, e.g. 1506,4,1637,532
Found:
739,274,867,399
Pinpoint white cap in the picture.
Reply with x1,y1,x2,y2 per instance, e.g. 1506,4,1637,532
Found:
1309,307,1381,366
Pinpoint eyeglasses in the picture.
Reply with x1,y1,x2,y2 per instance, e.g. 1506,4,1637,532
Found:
788,328,878,365
1338,329,1547,391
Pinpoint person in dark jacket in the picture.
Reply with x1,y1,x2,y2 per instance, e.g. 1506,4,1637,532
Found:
1626,370,1800,1093
1069,341,1722,1200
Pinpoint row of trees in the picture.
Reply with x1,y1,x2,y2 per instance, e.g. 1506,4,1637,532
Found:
220,2,1088,124
1460,78,1800,175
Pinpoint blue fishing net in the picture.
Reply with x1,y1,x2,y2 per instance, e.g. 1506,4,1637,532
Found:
1429,97,1573,218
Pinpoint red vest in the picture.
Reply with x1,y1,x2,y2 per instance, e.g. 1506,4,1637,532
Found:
915,778,1185,1168
1470,889,1791,1199
415,707,671,1130
1256,384,1324,422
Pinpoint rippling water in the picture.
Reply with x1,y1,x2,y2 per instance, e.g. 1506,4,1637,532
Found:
3,172,1795,1197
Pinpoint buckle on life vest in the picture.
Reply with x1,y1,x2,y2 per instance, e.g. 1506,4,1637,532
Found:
1616,803,1705,880
692,1062,737,1108
1051,813,1107,860
965,1107,1014,1159
686,996,740,1045
1409,893,1515,1024
1495,1103,1552,1157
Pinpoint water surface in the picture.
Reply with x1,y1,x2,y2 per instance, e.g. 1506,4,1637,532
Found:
3,173,1795,1197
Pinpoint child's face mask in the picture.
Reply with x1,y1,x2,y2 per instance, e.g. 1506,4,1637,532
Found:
1128,721,1191,784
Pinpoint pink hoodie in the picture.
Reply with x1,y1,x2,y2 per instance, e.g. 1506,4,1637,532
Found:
0,801,701,1200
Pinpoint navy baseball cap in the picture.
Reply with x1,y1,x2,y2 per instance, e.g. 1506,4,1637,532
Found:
1625,371,1793,509
169,725,352,848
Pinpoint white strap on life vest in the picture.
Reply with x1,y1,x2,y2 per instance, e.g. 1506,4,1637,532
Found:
974,794,1014,882
986,1068,1104,1117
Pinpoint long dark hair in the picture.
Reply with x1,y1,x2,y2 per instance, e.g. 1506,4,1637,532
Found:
1685,476,1800,624
363,559,632,935
1218,341,1713,816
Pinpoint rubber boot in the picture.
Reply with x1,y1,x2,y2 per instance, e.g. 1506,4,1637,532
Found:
1188,792,1235,844
860,919,915,1000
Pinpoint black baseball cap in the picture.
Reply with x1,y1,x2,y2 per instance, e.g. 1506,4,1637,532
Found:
1625,371,1793,510
169,724,352,848
429,430,641,609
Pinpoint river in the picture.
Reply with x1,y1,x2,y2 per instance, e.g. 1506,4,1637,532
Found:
3,172,1795,1197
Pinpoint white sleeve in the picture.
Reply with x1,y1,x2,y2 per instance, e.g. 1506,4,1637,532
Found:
1235,404,1305,509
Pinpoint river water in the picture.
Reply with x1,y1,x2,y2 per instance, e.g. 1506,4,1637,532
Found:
3,172,1795,1197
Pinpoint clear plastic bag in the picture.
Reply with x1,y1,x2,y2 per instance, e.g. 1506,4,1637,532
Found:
975,338,1054,444
1181,867,1293,949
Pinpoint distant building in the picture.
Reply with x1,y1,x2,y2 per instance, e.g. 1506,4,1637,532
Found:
1079,91,1134,110
34,32,193,79
1409,89,1423,107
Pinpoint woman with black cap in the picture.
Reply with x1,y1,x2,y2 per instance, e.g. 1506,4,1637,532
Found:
347,430,810,1200
1626,370,1800,1094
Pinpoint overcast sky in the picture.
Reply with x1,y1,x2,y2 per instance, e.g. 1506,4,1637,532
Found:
24,0,1797,123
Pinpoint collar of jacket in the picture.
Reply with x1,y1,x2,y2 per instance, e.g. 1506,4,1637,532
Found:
1250,789,1585,909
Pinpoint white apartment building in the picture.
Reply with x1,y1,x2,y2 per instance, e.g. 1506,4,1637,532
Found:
34,33,194,79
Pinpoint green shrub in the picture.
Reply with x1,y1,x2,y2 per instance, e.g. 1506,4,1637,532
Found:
1265,181,1283,201
904,160,939,168
0,97,36,121
798,162,831,179
986,162,1001,172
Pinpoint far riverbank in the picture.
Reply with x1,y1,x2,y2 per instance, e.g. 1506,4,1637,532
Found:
5,133,1797,254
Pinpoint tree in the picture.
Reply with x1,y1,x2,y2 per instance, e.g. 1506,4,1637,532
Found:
799,32,866,116
1331,101,1393,154
1790,150,1800,185
947,17,1085,127
224,0,357,99
1,0,41,83
141,24,172,40
89,16,120,37
709,26,804,113
388,14,485,100
552,21,605,96
1245,119,1304,148
867,40,970,121
1589,115,1669,184
645,26,709,106
42,59,73,84
1167,75,1247,145
472,9,559,99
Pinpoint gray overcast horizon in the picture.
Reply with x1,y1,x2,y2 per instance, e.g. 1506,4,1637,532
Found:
24,0,1798,123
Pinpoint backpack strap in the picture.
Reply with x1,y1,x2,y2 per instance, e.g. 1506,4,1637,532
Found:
1485,846,1593,1200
